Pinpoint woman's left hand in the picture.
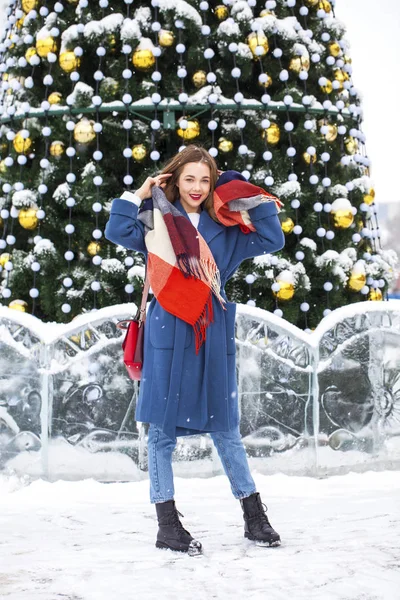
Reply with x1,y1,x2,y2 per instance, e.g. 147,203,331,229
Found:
217,169,224,176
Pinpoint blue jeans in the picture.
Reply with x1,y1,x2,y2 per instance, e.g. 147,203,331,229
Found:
148,424,257,503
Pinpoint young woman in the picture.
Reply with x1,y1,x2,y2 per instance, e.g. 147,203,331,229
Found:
105,145,285,556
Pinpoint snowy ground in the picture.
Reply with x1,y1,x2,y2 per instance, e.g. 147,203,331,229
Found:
0,471,399,600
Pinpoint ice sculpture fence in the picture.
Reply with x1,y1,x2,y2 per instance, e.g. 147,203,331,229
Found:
1,301,400,481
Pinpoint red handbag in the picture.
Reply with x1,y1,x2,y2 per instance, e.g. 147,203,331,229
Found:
117,272,150,380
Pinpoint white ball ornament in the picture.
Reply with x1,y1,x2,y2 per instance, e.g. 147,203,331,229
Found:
238,145,248,155
302,95,312,105
247,299,256,307
299,71,308,81
208,120,218,130
323,309,332,318
66,173,76,183
274,309,283,318
92,202,102,213
4,157,14,167
123,69,132,79
263,151,272,161
66,197,75,208
284,95,293,105
273,48,283,58
124,175,133,186
2,184,11,194
65,250,74,261
291,199,300,209
2,288,12,298
93,123,102,133
310,175,319,185
324,203,332,212
287,0,296,7
93,150,103,161
200,1,209,10
317,227,326,237
179,93,188,104
208,147,218,158
245,274,256,284
262,119,271,129
62,304,72,313
63,277,73,288
17,156,27,166
304,120,313,130
152,71,162,82
284,122,294,132
288,173,298,182
321,152,330,162
279,70,289,81
299,6,308,15
123,93,132,104
91,281,101,292
265,176,274,186
93,176,103,187
352,233,361,243
125,284,134,294
234,92,243,103
360,285,370,295
296,251,305,261
29,288,39,298
150,150,160,161
311,53,320,63
92,95,102,106
326,230,335,240
38,184,48,195
123,147,132,159
287,147,296,157
151,120,161,130
322,177,331,187
65,224,75,235
36,209,45,219
300,303,310,312
293,225,302,235
236,118,246,128
92,256,102,266
201,25,211,36
232,67,241,78
206,72,216,84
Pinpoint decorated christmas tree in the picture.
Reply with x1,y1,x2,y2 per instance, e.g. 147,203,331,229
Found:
0,0,397,329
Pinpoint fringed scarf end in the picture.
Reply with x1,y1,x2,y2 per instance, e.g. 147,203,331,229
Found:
193,292,214,355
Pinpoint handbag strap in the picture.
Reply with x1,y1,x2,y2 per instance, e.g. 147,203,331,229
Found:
138,270,150,326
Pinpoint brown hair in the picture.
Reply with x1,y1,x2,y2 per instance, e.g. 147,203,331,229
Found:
158,144,220,223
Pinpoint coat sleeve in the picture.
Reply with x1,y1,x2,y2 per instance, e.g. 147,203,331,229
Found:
104,198,146,255
225,201,285,270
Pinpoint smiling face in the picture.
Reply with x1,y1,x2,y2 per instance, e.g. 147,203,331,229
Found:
176,161,211,214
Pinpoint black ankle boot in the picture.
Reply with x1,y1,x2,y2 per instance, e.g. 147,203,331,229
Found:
240,492,281,547
155,500,202,556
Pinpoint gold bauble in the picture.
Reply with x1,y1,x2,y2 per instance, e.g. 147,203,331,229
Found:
108,34,117,52
192,70,207,88
158,29,175,47
259,9,274,16
218,138,234,153
25,47,37,62
348,271,366,292
345,136,358,155
319,0,332,12
36,36,57,58
0,160,7,173
48,91,62,105
9,299,28,312
262,123,280,145
344,55,352,64
303,151,317,164
333,210,354,229
325,124,338,142
87,241,101,256
13,132,32,154
215,5,229,20
132,144,147,162
320,79,333,94
0,141,8,157
247,32,269,58
50,140,65,157
329,42,341,57
258,73,272,88
281,218,295,234
66,0,79,3
177,118,200,140
16,17,25,29
334,69,346,83
22,0,37,11
368,289,383,301
0,253,10,267
274,281,295,301
305,0,319,6
132,49,156,71
18,208,38,230
73,118,96,144
364,189,375,205
289,56,310,73
59,51,80,73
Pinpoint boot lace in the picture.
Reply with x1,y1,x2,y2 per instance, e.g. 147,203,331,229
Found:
167,508,187,533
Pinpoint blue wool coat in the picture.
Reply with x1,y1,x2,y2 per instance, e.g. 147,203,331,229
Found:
105,178,285,439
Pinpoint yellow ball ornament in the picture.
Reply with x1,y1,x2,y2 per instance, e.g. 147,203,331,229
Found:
48,91,62,105
320,79,333,94
348,271,366,292
22,0,37,12
333,210,354,229
0,160,7,173
73,119,96,144
59,51,80,73
364,189,375,205
368,289,383,301
281,218,295,234
177,118,200,140
262,123,280,145
345,136,358,155
36,36,57,58
18,208,38,230
132,49,156,71
50,140,65,157
305,0,319,6
325,124,338,142
247,32,269,58
158,30,175,47
329,42,341,57
0,253,10,267
303,151,317,164
218,138,234,153
319,0,332,12
258,73,273,88
25,47,37,62
192,70,207,88
9,299,28,312
215,5,229,20
132,144,147,162
289,56,310,73
87,241,101,256
13,132,32,154
274,281,295,301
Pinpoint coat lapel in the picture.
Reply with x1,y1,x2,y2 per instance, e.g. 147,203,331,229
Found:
174,199,224,245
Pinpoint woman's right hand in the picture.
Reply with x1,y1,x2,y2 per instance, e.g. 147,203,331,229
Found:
135,173,172,200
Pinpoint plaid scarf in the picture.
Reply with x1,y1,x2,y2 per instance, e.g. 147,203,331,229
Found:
137,171,282,354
